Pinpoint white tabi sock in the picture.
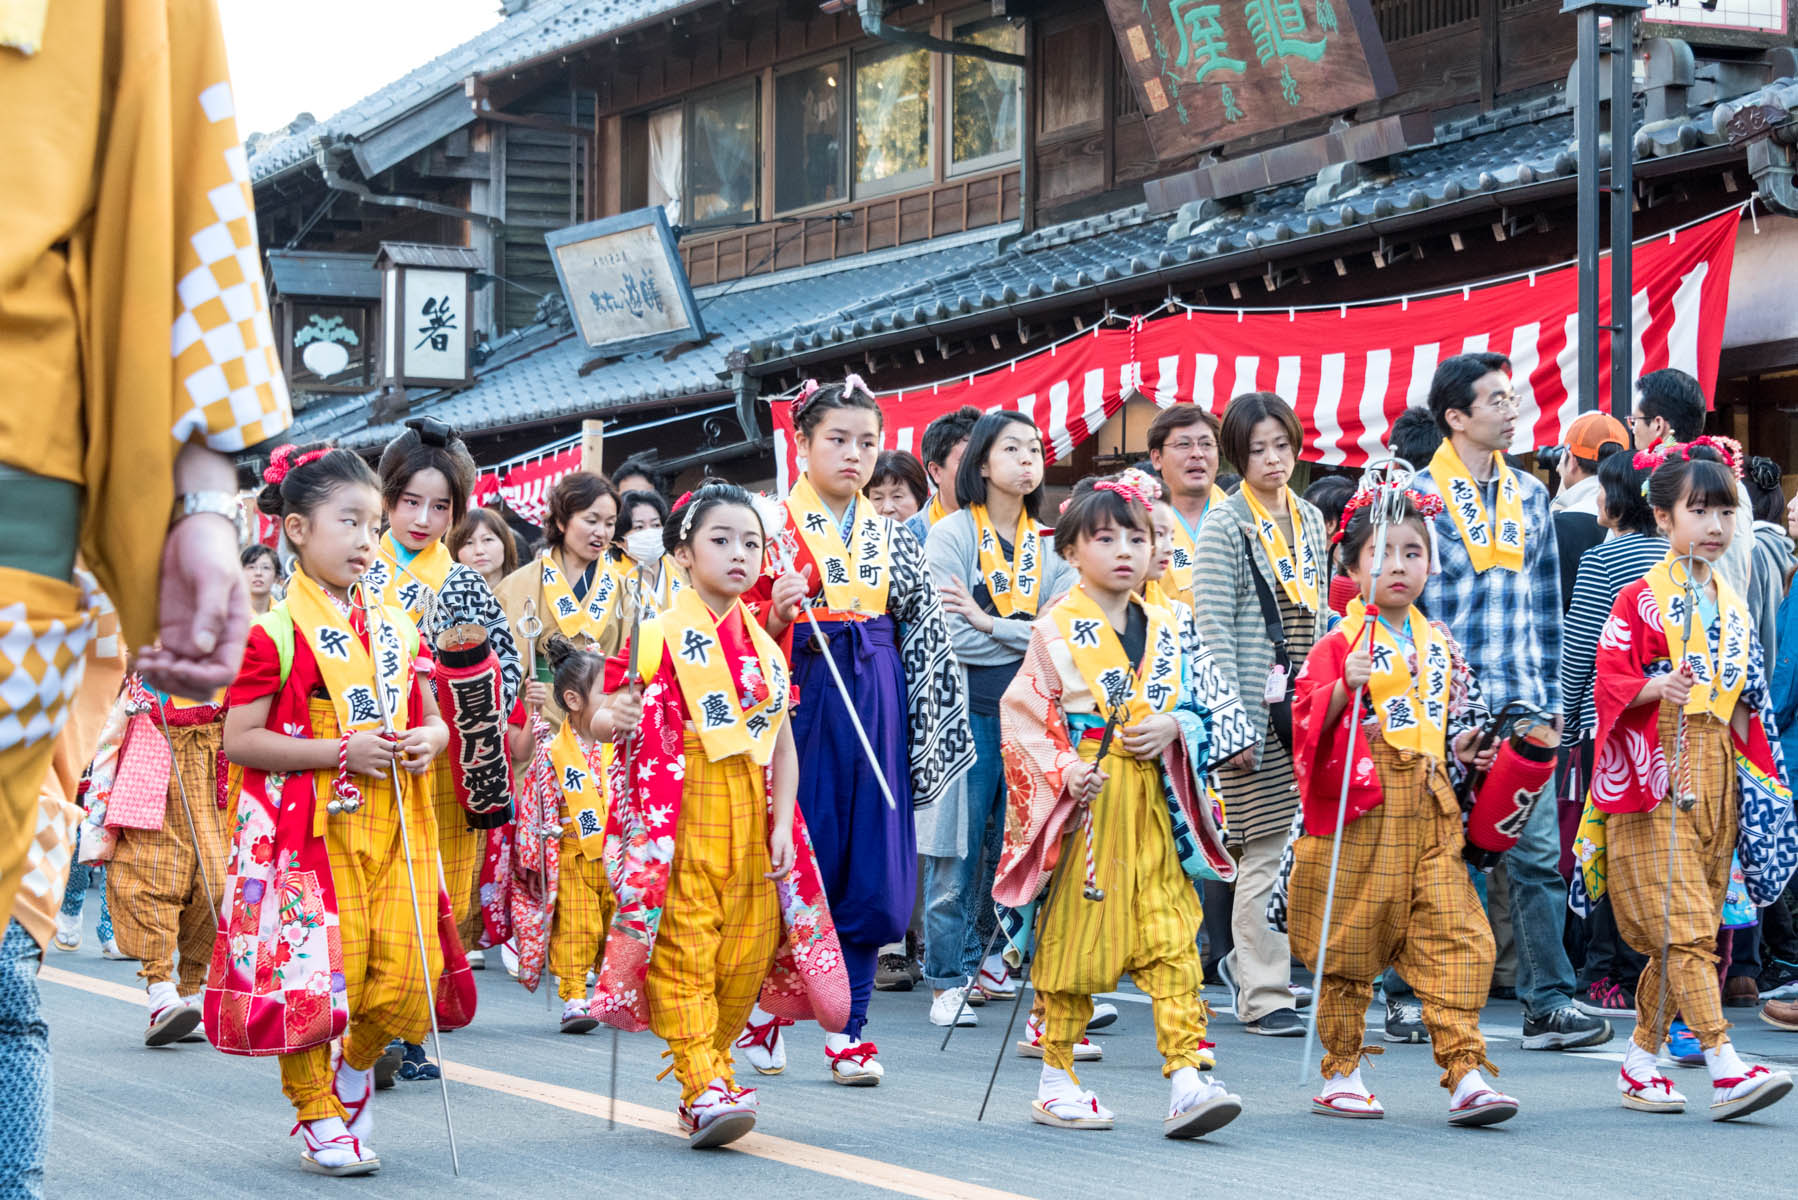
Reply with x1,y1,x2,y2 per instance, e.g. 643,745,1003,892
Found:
1321,1066,1369,1099
1169,1065,1203,1109
1703,1040,1748,1082
146,981,180,1013
1038,1064,1080,1100
1451,1069,1491,1106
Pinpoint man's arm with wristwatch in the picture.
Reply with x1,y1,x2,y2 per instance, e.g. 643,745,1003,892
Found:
134,442,253,700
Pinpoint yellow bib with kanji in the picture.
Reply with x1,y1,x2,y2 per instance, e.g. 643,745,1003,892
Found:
1646,555,1750,724
1164,504,1206,606
1429,440,1525,574
549,719,607,860
970,503,1041,618
788,474,890,615
363,533,453,630
662,586,790,765
538,552,620,645
1051,585,1181,729
285,570,413,735
1338,601,1452,760
1242,486,1319,612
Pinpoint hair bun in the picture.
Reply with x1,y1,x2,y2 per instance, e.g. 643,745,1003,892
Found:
543,633,581,672
255,482,286,516
1748,456,1782,491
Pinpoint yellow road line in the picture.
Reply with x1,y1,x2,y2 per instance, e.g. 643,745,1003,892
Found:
40,965,1036,1200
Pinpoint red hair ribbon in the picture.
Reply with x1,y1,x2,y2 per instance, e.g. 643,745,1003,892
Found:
842,372,874,399
1634,436,1745,479
1331,485,1443,545
1093,479,1150,509
262,444,329,485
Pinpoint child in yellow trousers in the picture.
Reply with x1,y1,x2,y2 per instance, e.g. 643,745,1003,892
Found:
1282,486,1516,1126
215,448,449,1177
594,484,850,1149
994,477,1240,1138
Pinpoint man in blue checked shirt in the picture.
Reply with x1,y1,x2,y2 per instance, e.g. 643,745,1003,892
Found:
1411,352,1614,1052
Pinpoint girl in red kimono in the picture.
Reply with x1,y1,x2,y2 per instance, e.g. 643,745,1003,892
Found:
594,483,849,1149
1285,488,1516,1126
1593,441,1794,1121
212,447,450,1177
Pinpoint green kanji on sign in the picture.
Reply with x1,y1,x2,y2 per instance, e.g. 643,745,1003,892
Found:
1220,82,1244,121
1281,62,1301,105
1244,0,1329,64
1168,0,1247,83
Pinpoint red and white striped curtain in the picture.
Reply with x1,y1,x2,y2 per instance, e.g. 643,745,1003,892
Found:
487,444,583,526
772,210,1741,490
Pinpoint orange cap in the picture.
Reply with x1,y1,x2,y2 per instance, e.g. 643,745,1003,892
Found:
1563,412,1628,461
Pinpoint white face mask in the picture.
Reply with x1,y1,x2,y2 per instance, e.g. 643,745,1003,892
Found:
624,528,665,563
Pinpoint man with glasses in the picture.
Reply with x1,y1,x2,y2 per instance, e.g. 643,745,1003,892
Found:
1629,368,1754,597
1146,405,1223,609
1412,353,1613,1052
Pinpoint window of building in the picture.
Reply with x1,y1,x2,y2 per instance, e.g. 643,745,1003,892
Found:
853,43,931,194
774,60,848,213
684,81,759,225
948,17,1024,172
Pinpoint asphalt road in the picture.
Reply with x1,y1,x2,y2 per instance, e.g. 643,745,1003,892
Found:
35,898,1798,1199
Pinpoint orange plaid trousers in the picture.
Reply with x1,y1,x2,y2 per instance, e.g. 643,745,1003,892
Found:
279,699,443,1122
645,734,780,1103
106,721,231,993
1609,708,1738,1054
1287,738,1496,1089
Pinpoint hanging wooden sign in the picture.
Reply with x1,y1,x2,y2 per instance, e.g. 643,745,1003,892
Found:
1102,0,1397,158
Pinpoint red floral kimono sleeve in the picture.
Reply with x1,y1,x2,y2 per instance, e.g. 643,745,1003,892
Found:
1591,579,1670,814
1291,628,1384,836
992,624,1085,909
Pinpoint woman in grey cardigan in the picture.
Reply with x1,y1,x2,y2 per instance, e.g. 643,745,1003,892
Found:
1192,392,1329,1038
922,412,1075,1027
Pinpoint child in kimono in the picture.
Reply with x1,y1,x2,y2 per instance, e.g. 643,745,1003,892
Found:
994,476,1240,1139
1592,441,1794,1120
510,634,629,1032
1285,487,1517,1126
214,447,450,1177
594,483,849,1148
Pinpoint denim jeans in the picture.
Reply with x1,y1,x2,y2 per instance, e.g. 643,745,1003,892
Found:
0,920,49,1200
921,712,1006,990
1501,771,1578,1019
59,828,111,944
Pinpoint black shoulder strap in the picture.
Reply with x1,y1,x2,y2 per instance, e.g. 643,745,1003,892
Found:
1241,533,1289,666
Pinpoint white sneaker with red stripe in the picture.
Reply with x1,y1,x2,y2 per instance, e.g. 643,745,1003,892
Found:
1031,1065,1114,1130
824,1032,883,1086
977,954,1017,1000
680,1079,759,1149
296,1116,378,1176
1618,1043,1686,1113
1014,1013,1102,1060
734,1007,790,1075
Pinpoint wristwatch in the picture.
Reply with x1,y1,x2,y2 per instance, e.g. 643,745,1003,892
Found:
172,491,247,540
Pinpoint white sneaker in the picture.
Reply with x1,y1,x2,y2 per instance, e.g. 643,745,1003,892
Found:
680,1079,758,1149
560,998,598,1034
1087,1001,1119,1030
929,986,978,1027
824,1032,884,1086
466,949,485,971
977,954,1018,999
297,1116,377,1176
1031,1065,1114,1129
1015,1013,1102,1060
52,911,81,952
734,1011,789,1075
1164,1066,1242,1139
500,939,520,978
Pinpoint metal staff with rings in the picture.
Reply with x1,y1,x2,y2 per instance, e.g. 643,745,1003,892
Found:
354,594,462,1175
1297,452,1416,1079
1657,551,1706,1036
155,699,222,929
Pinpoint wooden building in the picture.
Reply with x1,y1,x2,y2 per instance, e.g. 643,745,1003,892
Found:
256,0,1798,494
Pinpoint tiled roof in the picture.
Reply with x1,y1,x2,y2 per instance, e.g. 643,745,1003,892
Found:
743,81,1783,368
248,0,707,184
285,233,1008,450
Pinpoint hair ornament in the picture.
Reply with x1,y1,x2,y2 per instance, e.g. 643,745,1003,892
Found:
1115,466,1163,504
1330,485,1442,545
1635,437,1744,481
1092,479,1150,509
842,372,875,400
262,444,329,486
791,378,823,420
404,415,455,447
